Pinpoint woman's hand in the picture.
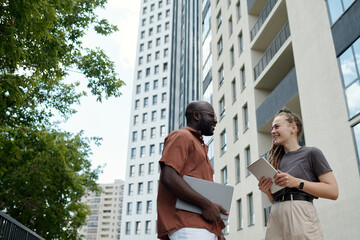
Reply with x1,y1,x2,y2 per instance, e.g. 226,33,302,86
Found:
274,170,300,188
258,176,273,194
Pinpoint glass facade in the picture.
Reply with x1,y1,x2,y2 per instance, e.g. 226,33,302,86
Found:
339,37,360,118
326,0,356,24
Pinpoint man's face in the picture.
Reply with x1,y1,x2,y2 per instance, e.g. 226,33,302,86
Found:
198,108,217,136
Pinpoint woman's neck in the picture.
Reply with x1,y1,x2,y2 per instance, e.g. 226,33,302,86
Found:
283,141,301,153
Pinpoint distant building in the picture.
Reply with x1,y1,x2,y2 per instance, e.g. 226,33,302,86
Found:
78,179,124,240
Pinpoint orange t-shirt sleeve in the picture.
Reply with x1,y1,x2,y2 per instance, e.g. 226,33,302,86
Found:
159,131,190,175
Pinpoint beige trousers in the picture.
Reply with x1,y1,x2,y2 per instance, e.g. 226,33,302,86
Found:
265,200,323,240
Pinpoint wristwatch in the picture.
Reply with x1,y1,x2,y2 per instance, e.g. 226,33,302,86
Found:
298,179,304,190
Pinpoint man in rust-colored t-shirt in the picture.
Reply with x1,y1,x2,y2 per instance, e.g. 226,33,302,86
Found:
157,101,227,240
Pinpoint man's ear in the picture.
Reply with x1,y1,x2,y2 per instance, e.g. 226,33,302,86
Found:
193,111,201,121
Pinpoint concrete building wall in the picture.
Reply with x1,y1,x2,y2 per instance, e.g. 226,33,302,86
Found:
208,0,360,239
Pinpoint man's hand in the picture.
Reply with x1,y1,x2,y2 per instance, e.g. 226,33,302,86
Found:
201,202,229,223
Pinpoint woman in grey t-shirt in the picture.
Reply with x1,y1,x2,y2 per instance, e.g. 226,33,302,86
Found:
258,108,338,240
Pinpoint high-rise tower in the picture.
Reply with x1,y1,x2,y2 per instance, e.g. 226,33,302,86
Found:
120,0,173,239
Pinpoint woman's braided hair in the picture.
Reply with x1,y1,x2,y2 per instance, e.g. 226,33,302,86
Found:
268,108,303,169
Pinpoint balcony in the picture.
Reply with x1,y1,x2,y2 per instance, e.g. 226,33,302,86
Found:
0,211,45,240
253,22,292,85
250,0,278,41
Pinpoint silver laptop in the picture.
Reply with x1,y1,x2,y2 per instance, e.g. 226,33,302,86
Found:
175,175,234,220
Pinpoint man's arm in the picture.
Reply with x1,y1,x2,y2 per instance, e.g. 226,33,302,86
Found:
160,164,228,222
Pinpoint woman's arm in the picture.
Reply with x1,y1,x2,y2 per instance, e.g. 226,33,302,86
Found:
274,171,338,200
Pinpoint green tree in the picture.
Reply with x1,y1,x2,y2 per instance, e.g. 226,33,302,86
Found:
0,0,124,239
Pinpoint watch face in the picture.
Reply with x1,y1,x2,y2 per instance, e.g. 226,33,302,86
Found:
299,181,304,190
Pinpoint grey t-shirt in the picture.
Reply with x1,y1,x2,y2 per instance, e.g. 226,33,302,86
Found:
273,146,332,200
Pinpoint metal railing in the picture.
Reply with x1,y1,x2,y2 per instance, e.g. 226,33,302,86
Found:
253,22,290,80
250,0,278,41
0,211,45,240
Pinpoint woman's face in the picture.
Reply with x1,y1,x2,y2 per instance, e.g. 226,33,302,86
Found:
271,115,295,145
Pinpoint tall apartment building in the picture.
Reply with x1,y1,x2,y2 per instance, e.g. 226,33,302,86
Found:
78,179,124,240
207,0,360,239
120,0,173,239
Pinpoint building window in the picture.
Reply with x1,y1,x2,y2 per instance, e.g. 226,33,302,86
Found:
221,166,228,185
157,24,161,33
145,82,150,92
146,67,151,76
147,54,151,63
164,48,169,57
150,3,155,11
143,7,147,14
219,65,224,86
141,30,145,39
161,92,167,103
145,220,151,234
138,57,143,65
147,181,153,194
151,110,157,122
163,77,168,87
150,15,154,24
140,43,144,52
135,99,140,110
155,65,159,74
131,148,136,159
150,144,155,156
130,165,135,177
165,35,169,43
166,9,170,17
165,21,170,30
231,79,237,102
127,202,132,215
220,130,227,154
163,62,168,72
243,103,249,131
245,146,251,176
218,37,223,56
135,221,141,235
153,79,159,89
137,70,142,79
217,10,222,29
230,45,235,67
159,142,164,154
248,193,255,226
153,95,158,105
125,222,131,235
128,183,134,195
236,0,241,21
142,113,148,124
142,18,146,27
235,155,241,183
219,96,225,118
136,201,142,215
151,127,156,139
140,146,146,158
132,131,138,142
138,182,143,195
237,198,243,230
149,27,153,36
139,163,144,176
141,129,146,140
240,65,246,91
134,115,139,126
146,200,153,213
155,51,160,60
136,84,141,94
351,122,360,174
143,97,149,108
161,108,166,119
233,114,239,141
338,37,360,118
228,16,233,36
148,162,154,175
148,40,152,49
326,0,356,24
160,125,165,136
158,12,162,20
238,32,244,54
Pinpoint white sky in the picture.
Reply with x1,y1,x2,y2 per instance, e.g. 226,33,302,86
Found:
60,0,140,183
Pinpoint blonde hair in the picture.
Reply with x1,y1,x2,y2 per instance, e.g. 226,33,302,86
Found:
268,108,303,169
